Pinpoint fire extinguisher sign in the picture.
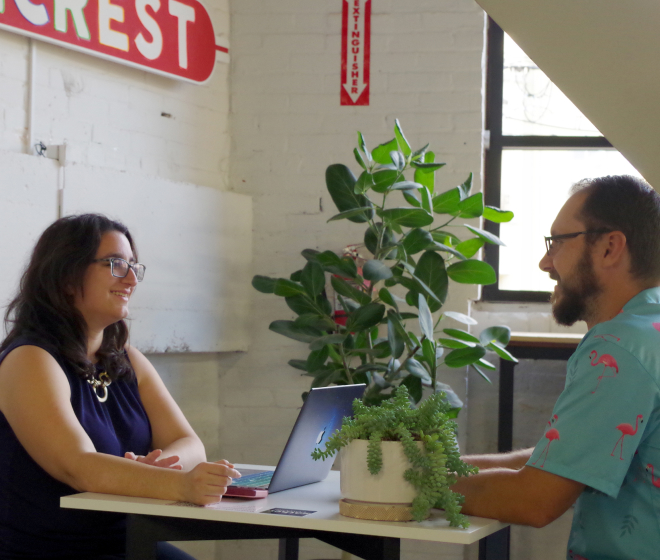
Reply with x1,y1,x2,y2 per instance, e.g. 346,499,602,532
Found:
340,0,370,106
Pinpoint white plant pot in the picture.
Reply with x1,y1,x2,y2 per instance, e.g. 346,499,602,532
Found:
340,439,421,505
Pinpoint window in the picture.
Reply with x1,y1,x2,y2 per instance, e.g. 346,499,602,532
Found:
482,19,641,301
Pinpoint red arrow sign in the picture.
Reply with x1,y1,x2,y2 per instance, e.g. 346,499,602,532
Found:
0,0,224,84
340,0,370,106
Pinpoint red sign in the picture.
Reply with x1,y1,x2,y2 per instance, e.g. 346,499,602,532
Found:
0,0,226,84
340,0,370,106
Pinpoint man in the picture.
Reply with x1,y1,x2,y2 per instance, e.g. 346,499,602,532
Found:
454,175,660,560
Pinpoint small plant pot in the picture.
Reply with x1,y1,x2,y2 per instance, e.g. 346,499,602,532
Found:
338,439,428,521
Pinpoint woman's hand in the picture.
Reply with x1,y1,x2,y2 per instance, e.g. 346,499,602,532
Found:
124,449,182,470
180,459,241,505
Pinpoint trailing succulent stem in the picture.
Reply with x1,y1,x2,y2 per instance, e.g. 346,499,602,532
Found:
312,385,478,527
252,119,518,408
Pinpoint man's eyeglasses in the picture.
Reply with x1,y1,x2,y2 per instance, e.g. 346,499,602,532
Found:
544,229,611,255
93,258,146,282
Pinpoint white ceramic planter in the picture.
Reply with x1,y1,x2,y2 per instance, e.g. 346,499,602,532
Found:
340,439,422,505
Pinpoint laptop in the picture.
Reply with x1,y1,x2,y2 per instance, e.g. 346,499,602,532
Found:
226,384,366,498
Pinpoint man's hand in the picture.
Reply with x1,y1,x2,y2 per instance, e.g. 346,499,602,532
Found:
124,449,182,470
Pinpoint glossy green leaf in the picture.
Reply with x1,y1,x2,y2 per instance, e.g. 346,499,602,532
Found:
411,144,429,161
364,223,398,259
404,358,431,383
488,341,519,363
252,275,277,294
354,170,374,194
380,208,434,228
457,192,484,218
444,345,486,368
470,364,492,383
301,261,325,297
411,161,446,172
288,359,308,371
437,337,475,349
353,147,367,170
371,169,400,193
331,275,371,306
309,333,348,351
413,251,448,312
390,151,405,171
420,186,433,214
325,164,374,223
372,138,398,164
357,131,371,161
447,259,497,285
327,207,375,223
429,242,467,261
431,230,461,246
477,357,498,370
442,328,480,343
294,313,335,331
394,118,412,157
390,181,423,191
316,250,358,278
363,260,393,281
455,238,485,258
387,311,406,359
402,190,421,208
433,187,461,214
273,279,306,297
418,293,434,340
301,248,320,262
414,151,436,194
290,270,302,282
269,320,322,343
458,172,473,198
347,303,386,331
464,224,505,246
286,294,324,316
435,382,464,409
306,346,330,372
422,338,436,366
311,368,342,388
443,311,478,326
378,287,397,309
402,228,433,255
483,206,514,223
479,325,512,346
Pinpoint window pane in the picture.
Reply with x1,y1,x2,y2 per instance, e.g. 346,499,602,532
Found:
503,35,601,136
498,149,642,292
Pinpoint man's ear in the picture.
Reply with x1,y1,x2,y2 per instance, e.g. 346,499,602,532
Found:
600,231,628,266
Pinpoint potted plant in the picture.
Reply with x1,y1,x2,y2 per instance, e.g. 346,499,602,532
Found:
252,120,517,408
312,384,477,527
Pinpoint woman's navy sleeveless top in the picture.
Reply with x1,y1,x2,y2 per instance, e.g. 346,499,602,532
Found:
0,339,152,559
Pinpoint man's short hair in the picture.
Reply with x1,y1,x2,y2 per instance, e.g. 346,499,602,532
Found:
571,175,660,282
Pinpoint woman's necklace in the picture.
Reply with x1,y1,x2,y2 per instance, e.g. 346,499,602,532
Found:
87,371,112,403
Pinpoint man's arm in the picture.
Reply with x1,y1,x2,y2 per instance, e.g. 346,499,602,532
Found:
462,448,533,470
452,465,584,528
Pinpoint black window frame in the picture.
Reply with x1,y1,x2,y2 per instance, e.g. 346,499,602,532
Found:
482,18,613,302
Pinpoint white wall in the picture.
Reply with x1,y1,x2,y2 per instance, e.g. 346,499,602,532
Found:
226,1,486,559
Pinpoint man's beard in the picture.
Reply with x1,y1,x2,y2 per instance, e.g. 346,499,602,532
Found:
551,247,603,326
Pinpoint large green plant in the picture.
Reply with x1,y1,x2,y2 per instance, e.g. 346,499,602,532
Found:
253,120,517,407
311,385,477,526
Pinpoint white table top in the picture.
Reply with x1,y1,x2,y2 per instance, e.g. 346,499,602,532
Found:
61,465,507,546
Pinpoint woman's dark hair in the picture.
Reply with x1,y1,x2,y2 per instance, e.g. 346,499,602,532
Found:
571,175,660,282
0,214,137,381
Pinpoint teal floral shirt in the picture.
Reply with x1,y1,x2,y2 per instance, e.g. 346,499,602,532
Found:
528,288,660,560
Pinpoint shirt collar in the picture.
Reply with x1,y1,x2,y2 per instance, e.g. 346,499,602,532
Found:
621,286,660,313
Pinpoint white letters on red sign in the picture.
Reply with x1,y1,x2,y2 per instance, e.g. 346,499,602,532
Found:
135,0,162,60
340,0,370,106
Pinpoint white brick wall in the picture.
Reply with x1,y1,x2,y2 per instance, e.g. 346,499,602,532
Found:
228,1,486,559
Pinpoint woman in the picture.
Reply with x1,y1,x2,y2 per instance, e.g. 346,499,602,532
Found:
0,214,240,559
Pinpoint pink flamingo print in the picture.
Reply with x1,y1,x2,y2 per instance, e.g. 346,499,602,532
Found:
646,464,660,488
589,351,619,393
533,415,559,468
568,551,589,560
653,322,660,332
611,415,644,460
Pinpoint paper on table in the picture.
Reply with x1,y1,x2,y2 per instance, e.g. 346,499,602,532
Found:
169,500,265,513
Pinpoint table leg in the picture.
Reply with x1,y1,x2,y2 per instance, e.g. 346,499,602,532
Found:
478,527,510,560
316,534,400,560
126,514,158,560
278,537,300,560
498,360,516,453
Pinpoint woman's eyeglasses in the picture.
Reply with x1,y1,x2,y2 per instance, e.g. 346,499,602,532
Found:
93,257,146,282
